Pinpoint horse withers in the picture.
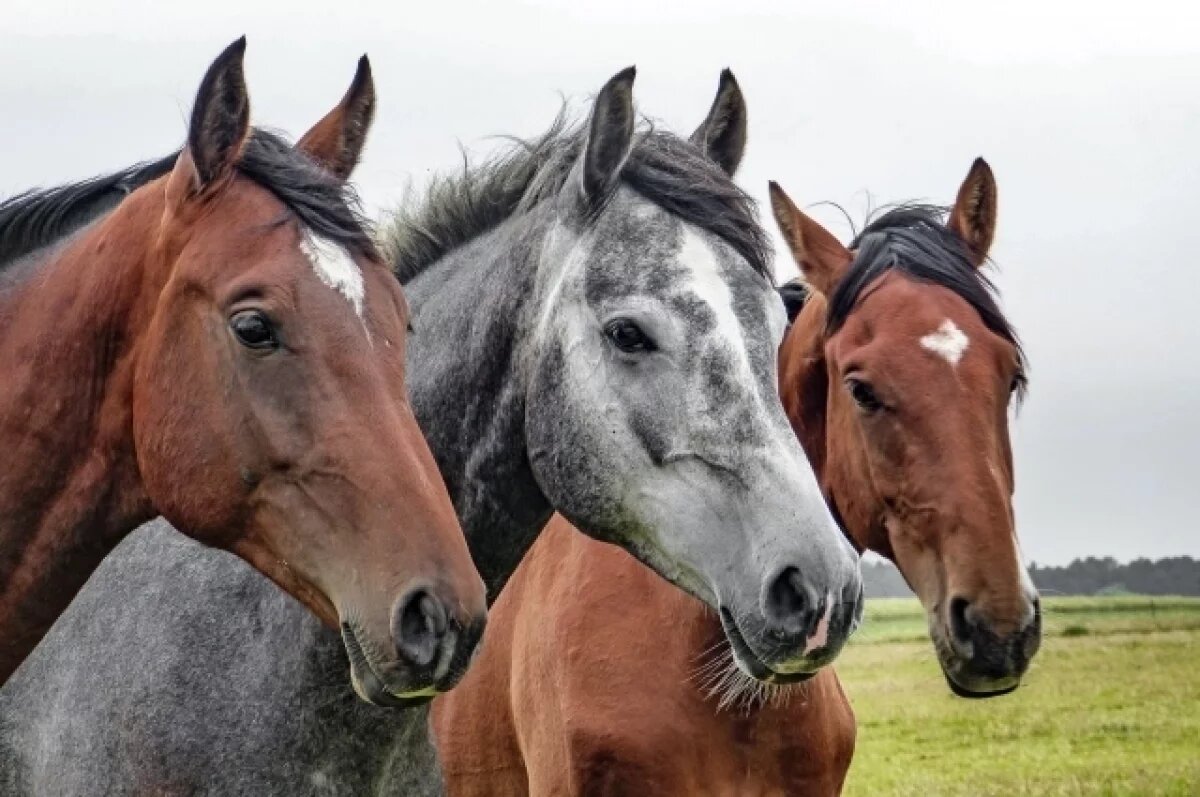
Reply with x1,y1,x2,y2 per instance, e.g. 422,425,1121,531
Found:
0,41,486,699
432,157,1039,795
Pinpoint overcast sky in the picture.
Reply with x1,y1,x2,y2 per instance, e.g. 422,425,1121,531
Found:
3,1,1197,565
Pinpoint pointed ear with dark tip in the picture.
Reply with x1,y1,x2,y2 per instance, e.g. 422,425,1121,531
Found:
297,55,377,180
689,69,747,176
768,181,852,297
184,37,251,192
580,66,637,208
947,157,998,267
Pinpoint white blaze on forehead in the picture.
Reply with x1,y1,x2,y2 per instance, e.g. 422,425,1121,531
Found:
300,232,365,320
920,319,970,366
535,228,590,343
678,228,757,385
679,227,815,464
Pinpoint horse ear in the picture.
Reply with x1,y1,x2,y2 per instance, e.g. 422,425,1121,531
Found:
689,69,747,176
947,157,997,267
183,37,251,192
580,66,637,208
296,55,376,181
769,181,851,297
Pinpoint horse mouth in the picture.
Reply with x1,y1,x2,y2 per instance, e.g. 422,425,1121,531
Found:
718,608,818,685
340,622,439,708
930,623,1025,699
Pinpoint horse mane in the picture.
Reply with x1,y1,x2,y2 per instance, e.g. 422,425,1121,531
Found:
829,203,1028,399
380,110,772,284
0,155,176,269
0,128,376,273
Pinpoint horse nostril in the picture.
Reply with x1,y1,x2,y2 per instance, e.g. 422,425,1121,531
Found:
392,589,448,670
765,567,812,637
949,596,973,644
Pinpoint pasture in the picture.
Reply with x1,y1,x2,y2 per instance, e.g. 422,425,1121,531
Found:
839,596,1200,796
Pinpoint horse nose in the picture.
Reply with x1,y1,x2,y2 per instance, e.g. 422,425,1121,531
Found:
392,589,449,670
763,566,862,650
764,567,818,638
948,594,1042,676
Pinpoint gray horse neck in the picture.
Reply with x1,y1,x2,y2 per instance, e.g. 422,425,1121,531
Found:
402,214,555,602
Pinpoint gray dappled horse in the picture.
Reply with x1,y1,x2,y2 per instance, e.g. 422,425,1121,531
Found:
0,69,861,795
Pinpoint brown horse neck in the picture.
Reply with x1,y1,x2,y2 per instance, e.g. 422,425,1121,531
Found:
0,188,167,681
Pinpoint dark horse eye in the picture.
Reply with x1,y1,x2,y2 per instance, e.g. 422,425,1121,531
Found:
604,319,655,353
230,310,278,351
846,377,883,412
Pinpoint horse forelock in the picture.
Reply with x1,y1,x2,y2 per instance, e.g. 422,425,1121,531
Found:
829,203,1028,401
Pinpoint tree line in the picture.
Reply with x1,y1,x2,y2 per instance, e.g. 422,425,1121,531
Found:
861,556,1200,598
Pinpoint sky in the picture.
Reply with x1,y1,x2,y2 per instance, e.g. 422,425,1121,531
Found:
3,1,1197,565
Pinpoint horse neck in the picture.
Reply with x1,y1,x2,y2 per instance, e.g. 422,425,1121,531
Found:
403,215,555,602
0,191,163,679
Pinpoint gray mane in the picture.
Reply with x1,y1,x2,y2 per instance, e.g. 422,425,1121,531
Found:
381,111,772,284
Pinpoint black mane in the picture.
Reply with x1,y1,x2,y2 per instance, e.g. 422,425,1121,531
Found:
0,128,375,272
0,155,176,269
828,203,1027,397
381,112,772,284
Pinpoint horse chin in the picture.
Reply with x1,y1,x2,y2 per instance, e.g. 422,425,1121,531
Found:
341,622,439,708
718,608,819,686
942,669,1020,699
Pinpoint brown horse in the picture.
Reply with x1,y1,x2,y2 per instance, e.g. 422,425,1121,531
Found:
0,40,487,700
432,159,1040,795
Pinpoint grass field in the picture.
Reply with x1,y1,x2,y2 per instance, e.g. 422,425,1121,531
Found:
838,596,1200,796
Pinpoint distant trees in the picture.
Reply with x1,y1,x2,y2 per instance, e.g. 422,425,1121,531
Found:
1029,556,1200,597
861,556,1200,598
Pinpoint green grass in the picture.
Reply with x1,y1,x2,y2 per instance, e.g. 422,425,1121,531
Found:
840,596,1200,796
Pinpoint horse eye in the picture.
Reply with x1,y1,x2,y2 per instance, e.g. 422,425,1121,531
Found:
604,319,655,353
846,377,883,413
230,310,278,351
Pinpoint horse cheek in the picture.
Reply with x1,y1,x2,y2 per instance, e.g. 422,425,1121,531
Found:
132,311,245,543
